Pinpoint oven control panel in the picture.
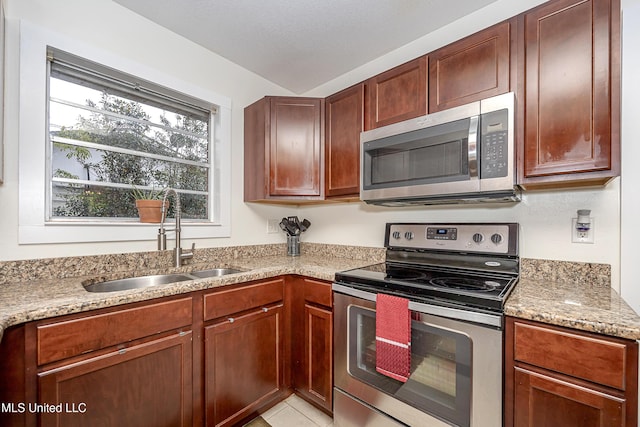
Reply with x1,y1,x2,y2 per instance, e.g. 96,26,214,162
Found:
386,223,518,255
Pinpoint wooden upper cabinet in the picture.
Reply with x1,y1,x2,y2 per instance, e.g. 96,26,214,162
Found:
244,96,324,202
519,0,620,188
325,84,365,198
429,20,513,113
365,56,427,130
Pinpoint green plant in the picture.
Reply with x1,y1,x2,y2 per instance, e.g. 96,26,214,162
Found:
131,186,165,201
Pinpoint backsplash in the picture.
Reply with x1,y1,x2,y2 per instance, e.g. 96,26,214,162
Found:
0,243,608,287
0,243,386,285
521,259,611,287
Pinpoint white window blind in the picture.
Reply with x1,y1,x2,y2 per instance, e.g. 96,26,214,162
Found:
47,48,214,221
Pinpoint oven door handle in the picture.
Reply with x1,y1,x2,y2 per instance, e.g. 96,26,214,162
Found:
332,283,503,329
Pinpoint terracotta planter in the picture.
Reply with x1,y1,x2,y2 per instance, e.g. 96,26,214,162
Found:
135,199,169,223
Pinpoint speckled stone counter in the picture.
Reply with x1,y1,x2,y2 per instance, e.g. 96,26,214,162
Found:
1,246,639,343
0,243,385,343
505,259,640,340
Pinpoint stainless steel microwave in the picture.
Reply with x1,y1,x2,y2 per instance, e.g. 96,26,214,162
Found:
360,92,519,206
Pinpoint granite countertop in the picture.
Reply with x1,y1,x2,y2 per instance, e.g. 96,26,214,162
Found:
0,248,379,343
1,245,639,342
504,277,640,340
504,258,640,340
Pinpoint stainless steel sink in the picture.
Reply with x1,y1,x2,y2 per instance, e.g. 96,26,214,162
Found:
188,268,244,278
84,268,246,292
84,273,193,293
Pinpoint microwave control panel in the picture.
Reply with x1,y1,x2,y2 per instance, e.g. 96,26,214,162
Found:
480,109,509,179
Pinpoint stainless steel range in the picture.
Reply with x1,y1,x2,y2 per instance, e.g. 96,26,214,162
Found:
333,223,519,427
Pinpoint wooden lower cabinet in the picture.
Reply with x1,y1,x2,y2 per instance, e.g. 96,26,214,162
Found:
204,304,285,427
514,367,625,427
38,332,193,427
505,317,638,427
291,277,333,413
203,279,287,427
0,276,335,427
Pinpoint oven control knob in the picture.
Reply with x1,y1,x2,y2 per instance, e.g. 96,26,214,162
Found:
392,231,401,240
404,231,414,240
472,233,484,243
491,233,503,245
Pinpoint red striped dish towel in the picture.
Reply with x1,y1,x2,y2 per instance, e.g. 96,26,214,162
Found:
375,293,411,382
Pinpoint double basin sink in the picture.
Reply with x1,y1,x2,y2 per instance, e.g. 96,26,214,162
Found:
84,268,245,293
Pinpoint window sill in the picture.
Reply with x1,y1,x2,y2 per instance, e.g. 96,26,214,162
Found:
19,222,230,244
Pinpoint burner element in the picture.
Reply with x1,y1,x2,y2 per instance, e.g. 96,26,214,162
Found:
429,277,499,292
385,268,427,281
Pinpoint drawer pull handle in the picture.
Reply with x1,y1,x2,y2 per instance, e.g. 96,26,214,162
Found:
228,317,234,323
262,307,268,313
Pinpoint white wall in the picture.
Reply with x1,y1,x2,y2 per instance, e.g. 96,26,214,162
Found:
1,0,295,260
620,0,640,313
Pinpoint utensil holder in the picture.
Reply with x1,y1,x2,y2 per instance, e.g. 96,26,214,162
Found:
287,235,300,257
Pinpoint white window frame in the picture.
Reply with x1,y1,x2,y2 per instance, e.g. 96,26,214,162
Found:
18,22,231,244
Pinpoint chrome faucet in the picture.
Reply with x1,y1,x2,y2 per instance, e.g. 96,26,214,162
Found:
157,188,194,267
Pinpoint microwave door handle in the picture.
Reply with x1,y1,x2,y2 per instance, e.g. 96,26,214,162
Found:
468,116,479,179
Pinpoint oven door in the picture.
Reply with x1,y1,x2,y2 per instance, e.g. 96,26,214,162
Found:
333,286,503,427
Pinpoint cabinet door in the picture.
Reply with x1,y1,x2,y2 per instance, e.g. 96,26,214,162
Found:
291,278,333,413
299,303,333,411
366,57,427,129
514,367,625,427
325,84,364,198
38,331,193,427
429,20,512,112
269,97,323,197
520,0,620,186
205,304,285,427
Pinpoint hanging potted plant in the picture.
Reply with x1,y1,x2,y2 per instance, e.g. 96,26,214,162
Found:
132,187,168,223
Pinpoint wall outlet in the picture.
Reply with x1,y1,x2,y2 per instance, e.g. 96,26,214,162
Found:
571,218,594,244
267,219,280,234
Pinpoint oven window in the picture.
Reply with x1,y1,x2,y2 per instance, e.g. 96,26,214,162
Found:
347,305,472,427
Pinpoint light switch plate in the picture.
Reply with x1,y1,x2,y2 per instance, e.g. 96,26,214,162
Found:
267,219,280,234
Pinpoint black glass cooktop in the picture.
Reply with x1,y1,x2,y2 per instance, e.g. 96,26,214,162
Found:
334,262,518,311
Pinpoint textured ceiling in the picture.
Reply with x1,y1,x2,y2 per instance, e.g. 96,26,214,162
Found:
113,0,498,93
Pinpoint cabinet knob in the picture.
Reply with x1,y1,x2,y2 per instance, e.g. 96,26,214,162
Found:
228,317,234,323
262,307,269,313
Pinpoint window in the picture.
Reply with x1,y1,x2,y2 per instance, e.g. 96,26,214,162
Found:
18,23,231,244
48,48,212,221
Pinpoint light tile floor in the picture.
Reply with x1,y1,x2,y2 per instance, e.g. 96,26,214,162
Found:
261,395,334,427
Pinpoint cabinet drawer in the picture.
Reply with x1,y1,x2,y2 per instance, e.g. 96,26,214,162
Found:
303,278,332,308
513,321,628,390
37,297,193,365
204,279,284,321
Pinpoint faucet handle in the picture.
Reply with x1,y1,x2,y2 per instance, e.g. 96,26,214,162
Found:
180,242,195,262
